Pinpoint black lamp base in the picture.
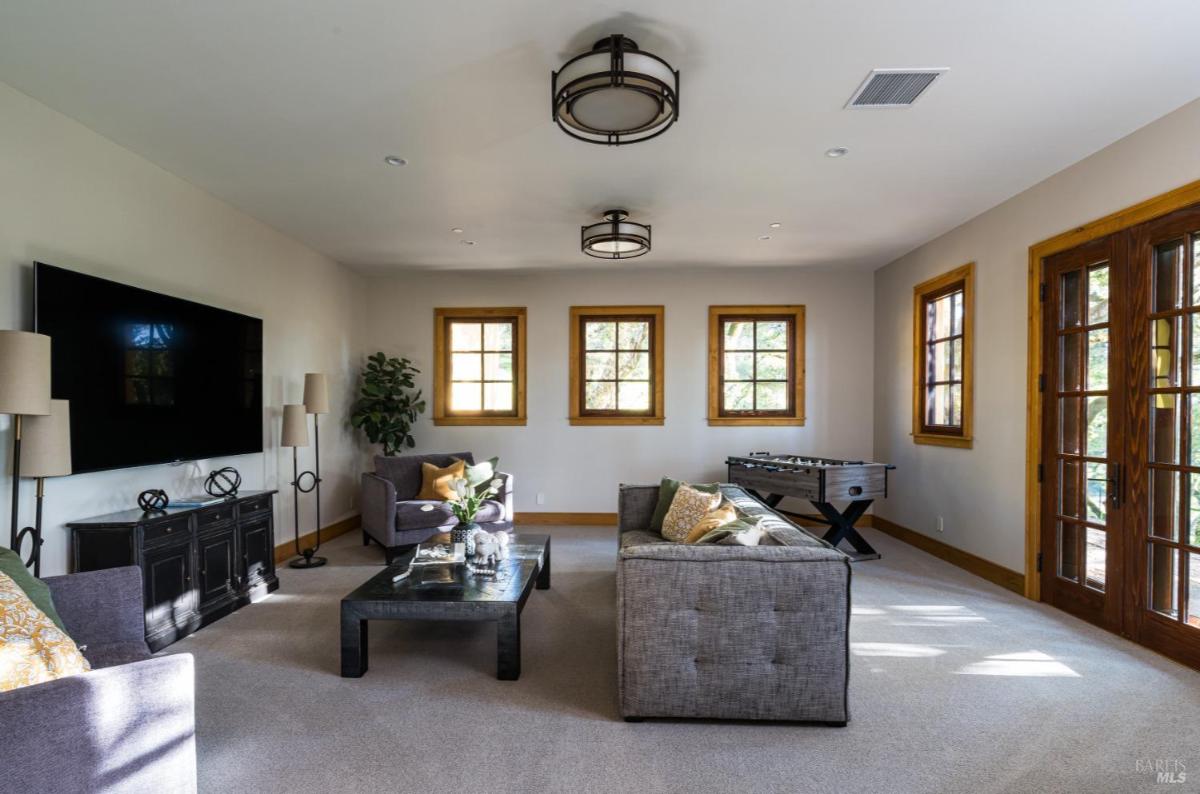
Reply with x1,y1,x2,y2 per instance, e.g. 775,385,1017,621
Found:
289,553,328,569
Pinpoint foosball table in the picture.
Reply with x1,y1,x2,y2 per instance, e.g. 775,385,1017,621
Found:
725,453,895,561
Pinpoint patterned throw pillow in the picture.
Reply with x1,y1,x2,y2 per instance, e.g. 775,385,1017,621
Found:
682,499,738,544
661,484,723,542
695,516,767,546
417,459,466,500
0,571,90,693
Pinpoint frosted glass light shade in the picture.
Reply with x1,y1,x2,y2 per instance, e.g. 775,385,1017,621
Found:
581,210,651,259
303,373,329,414
0,330,52,416
281,404,309,448
21,399,72,477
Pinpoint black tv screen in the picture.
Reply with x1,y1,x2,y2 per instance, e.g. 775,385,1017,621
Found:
34,263,263,473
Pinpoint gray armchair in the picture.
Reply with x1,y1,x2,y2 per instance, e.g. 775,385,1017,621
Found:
0,566,197,793
361,452,514,563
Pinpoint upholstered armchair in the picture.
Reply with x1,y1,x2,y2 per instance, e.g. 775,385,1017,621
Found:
360,452,514,563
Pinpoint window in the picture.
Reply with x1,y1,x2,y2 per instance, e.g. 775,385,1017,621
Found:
707,305,805,426
433,307,526,426
569,306,664,425
912,263,974,447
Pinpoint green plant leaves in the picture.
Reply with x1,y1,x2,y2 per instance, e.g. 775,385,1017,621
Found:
351,351,426,456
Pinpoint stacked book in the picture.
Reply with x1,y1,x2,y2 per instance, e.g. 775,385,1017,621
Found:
392,542,464,585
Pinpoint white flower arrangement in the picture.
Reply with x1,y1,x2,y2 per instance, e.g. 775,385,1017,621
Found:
419,466,504,524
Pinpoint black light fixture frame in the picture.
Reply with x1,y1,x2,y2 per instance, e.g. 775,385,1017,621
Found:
289,414,326,569
581,209,652,260
552,34,680,146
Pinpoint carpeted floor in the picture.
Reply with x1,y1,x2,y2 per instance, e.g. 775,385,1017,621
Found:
169,525,1200,794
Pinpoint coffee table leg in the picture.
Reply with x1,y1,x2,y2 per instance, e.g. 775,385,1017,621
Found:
497,607,520,680
537,539,551,590
340,607,368,678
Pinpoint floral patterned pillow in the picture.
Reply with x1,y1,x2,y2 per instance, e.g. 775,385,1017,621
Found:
0,571,90,693
661,484,723,542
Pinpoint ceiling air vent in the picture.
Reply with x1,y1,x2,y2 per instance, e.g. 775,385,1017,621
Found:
846,68,948,108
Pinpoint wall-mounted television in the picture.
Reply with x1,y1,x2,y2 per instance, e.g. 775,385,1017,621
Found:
34,263,263,473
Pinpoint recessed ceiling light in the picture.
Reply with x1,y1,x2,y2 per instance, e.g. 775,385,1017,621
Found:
383,156,407,166
460,239,476,246
450,227,464,234
825,147,849,158
758,235,772,241
768,222,782,229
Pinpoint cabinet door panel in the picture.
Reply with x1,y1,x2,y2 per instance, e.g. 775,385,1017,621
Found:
198,529,237,606
240,518,274,585
144,543,197,634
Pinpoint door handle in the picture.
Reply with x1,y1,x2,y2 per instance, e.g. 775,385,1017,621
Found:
1108,463,1121,509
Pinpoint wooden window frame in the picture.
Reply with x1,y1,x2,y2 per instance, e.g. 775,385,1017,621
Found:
707,305,805,426
433,307,527,426
569,306,664,426
912,263,975,448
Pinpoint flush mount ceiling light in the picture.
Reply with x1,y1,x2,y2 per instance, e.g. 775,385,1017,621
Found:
581,209,651,259
383,155,407,166
769,222,782,229
552,34,680,146
825,147,849,158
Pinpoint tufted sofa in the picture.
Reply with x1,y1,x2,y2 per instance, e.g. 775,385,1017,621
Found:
616,484,851,724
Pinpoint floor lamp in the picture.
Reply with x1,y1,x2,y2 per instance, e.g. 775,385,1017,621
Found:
0,331,52,562
302,373,329,566
282,404,326,569
18,399,71,577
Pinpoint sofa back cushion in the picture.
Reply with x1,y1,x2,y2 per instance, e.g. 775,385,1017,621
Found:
375,453,475,500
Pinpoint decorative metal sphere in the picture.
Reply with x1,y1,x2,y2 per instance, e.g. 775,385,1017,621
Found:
205,467,242,497
137,489,170,512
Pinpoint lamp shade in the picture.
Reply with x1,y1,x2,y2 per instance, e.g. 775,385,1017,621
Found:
303,373,329,414
0,330,52,416
21,399,72,478
281,404,309,448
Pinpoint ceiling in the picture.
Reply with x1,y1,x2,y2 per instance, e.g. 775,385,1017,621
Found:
2,1,1200,272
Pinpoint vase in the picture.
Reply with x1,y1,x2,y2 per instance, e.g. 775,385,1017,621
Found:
453,522,480,556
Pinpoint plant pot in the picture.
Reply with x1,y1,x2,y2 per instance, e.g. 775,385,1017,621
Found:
453,522,480,556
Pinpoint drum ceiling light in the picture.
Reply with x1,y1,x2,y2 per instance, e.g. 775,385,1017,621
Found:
552,35,680,146
581,210,651,260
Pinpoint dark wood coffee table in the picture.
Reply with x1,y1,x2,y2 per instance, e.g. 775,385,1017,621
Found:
340,533,550,681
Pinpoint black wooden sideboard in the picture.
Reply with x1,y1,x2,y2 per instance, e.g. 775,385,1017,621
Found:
67,490,279,651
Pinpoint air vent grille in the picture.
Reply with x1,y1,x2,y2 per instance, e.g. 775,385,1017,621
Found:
847,69,947,108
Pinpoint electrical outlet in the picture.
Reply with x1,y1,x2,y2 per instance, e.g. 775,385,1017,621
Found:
536,492,546,505
936,516,944,533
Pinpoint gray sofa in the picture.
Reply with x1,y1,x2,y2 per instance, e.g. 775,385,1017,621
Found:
0,565,197,793
617,484,851,724
361,452,514,563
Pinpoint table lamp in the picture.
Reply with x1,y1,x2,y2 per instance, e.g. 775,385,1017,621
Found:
18,399,72,576
281,403,325,569
302,373,329,567
0,330,52,559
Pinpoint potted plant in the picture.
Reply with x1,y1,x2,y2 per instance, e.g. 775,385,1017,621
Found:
350,352,426,455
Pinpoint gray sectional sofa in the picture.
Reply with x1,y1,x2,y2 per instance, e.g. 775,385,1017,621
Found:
616,484,852,724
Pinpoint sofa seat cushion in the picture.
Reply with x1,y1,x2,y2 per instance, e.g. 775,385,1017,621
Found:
396,499,504,531
375,453,475,500
82,641,153,670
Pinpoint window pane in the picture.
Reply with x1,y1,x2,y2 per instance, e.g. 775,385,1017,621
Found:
450,321,482,352
1061,270,1082,329
585,381,616,410
1152,317,1179,389
617,352,649,380
585,352,615,380
1151,395,1179,464
926,384,951,426
584,321,616,350
723,321,754,350
1150,469,1179,541
1085,396,1106,457
617,321,650,351
451,353,480,381
931,340,953,382
1154,240,1183,313
1060,333,1082,391
948,338,962,381
1087,264,1109,324
724,352,754,381
1085,528,1106,591
1150,543,1178,618
756,382,786,411
950,291,964,336
483,322,512,351
756,321,788,350
1085,328,1108,390
1085,462,1106,524
482,382,513,411
450,382,481,411
483,353,512,381
1060,396,1081,456
949,383,963,427
724,382,753,411
1059,522,1080,581
618,381,650,411
755,352,787,380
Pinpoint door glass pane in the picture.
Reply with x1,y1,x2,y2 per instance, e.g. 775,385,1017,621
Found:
1150,469,1179,541
1087,264,1109,324
1061,270,1082,328
1060,333,1083,391
1086,329,1109,390
1192,394,1200,467
1086,528,1106,591
1085,462,1107,523
1150,395,1179,464
1188,553,1200,628
1193,236,1200,305
1060,396,1081,455
1060,459,1081,518
1059,522,1080,581
1150,544,1178,618
1188,474,1200,547
1152,317,1179,388
1154,240,1183,312
1085,396,1106,457
1192,314,1200,385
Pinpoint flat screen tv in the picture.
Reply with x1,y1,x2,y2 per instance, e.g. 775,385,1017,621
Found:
34,263,263,473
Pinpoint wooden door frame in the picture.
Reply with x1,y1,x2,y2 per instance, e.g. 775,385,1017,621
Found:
1025,178,1200,600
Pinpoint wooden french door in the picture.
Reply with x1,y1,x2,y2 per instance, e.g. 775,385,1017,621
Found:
1041,203,1200,669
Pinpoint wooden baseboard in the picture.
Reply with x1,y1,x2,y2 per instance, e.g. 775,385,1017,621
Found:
866,515,1025,595
274,513,361,565
514,511,618,526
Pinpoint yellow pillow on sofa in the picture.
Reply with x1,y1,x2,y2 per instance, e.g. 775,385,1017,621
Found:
417,459,466,500
661,484,723,542
683,499,738,544
0,571,90,693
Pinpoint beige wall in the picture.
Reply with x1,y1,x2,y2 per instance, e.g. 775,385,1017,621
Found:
874,97,1200,573
0,81,367,576
360,267,875,514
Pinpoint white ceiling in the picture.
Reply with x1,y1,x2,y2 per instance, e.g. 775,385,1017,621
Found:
2,1,1200,272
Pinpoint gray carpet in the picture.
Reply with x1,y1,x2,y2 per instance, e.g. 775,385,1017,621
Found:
170,526,1200,794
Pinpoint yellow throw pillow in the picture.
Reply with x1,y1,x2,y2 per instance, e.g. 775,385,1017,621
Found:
0,571,90,693
417,459,466,500
661,484,723,542
683,499,738,544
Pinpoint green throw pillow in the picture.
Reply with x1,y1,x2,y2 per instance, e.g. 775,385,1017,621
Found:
459,456,500,496
0,547,67,632
650,477,720,534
